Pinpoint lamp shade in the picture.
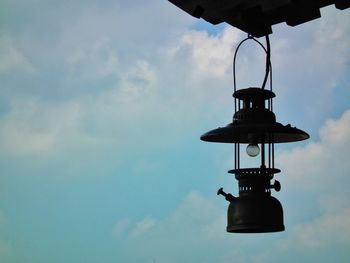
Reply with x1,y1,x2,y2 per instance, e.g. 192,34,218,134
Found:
200,122,309,143
200,88,309,144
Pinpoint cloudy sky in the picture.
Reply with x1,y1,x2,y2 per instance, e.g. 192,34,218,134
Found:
0,1,349,262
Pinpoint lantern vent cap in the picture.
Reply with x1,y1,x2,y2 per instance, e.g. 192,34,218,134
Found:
233,87,275,100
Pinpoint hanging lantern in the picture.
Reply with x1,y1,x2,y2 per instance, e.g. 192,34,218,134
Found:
200,36,309,233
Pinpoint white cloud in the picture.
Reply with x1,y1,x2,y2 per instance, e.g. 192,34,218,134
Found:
316,7,350,57
0,98,82,156
165,190,224,236
172,27,242,77
66,39,120,81
130,216,158,238
0,58,159,158
270,7,350,125
118,60,157,102
113,191,234,262
290,207,350,248
1,2,346,163
0,35,35,73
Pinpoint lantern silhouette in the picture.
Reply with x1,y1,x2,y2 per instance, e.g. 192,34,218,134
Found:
200,36,309,233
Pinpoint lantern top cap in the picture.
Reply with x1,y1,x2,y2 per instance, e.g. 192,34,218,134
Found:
233,87,275,100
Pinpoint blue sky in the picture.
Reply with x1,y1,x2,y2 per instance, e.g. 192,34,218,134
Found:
0,1,349,262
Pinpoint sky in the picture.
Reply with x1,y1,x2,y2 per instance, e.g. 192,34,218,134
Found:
0,1,349,262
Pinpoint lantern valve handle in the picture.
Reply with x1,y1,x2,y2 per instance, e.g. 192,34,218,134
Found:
217,187,236,202
270,180,281,192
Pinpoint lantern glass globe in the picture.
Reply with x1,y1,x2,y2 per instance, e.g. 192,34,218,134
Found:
246,143,260,157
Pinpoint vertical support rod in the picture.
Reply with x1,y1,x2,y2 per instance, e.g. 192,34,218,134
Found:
237,143,240,169
234,98,237,113
272,142,275,169
269,142,271,168
261,141,265,167
270,98,273,112
234,143,237,170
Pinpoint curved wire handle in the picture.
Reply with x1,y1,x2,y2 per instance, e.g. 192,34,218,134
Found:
232,35,272,92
